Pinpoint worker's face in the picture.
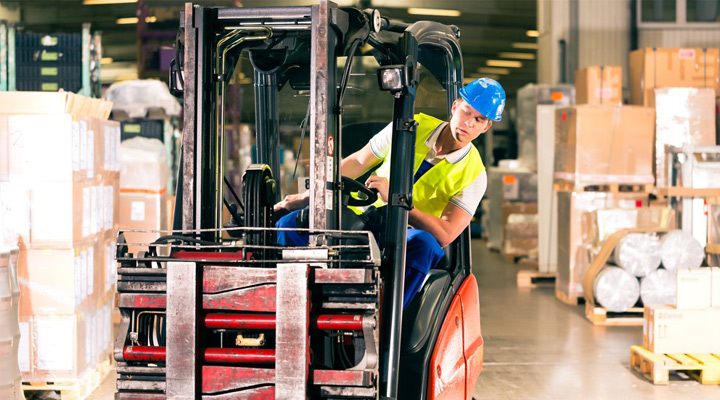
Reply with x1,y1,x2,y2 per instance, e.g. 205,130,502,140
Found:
449,99,492,146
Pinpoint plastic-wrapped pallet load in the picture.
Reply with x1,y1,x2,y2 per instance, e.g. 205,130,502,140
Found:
652,88,716,188
0,248,24,400
613,233,661,277
640,268,676,306
593,265,640,312
104,79,182,119
119,137,169,256
485,166,537,250
504,214,539,259
660,230,705,271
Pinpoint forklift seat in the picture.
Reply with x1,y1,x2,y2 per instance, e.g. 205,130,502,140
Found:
401,268,451,353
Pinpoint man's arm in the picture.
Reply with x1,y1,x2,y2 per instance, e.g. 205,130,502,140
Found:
407,204,472,248
275,143,381,211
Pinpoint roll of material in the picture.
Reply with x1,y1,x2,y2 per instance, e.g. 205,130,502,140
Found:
660,230,705,271
0,247,24,399
594,266,641,312
613,233,662,277
640,268,676,306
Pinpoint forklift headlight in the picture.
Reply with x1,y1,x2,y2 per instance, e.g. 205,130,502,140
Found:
377,66,406,93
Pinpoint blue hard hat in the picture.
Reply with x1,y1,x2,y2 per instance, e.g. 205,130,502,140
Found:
458,77,506,121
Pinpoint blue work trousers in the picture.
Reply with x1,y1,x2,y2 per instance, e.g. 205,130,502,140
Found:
276,210,444,307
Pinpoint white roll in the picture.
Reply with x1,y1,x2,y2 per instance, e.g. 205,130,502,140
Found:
593,266,641,312
640,268,676,306
613,233,662,277
660,230,705,271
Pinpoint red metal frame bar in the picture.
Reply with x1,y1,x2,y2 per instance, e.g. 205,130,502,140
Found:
204,313,364,331
123,346,276,364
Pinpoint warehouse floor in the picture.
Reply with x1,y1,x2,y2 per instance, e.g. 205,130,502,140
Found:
80,241,718,400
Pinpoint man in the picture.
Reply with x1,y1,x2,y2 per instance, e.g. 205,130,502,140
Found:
275,77,505,306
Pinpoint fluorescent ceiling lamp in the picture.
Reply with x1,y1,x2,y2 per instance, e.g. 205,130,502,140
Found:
487,59,523,68
116,16,157,24
499,52,535,60
526,30,539,37
100,57,114,64
477,67,510,75
407,8,461,17
84,0,137,4
512,42,538,50
116,17,138,24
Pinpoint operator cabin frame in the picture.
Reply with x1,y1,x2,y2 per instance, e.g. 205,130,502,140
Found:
170,1,468,398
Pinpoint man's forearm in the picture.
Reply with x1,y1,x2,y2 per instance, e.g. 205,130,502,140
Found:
407,209,461,248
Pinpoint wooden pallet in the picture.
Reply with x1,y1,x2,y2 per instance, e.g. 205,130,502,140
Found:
23,356,114,400
555,289,584,306
585,303,644,326
631,345,720,385
516,270,555,288
554,180,653,194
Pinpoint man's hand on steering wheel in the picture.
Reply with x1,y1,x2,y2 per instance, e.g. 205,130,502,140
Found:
365,175,389,203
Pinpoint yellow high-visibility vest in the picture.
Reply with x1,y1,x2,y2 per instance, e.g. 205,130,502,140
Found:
372,113,485,217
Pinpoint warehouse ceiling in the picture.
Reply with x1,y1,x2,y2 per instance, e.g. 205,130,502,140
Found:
3,0,536,96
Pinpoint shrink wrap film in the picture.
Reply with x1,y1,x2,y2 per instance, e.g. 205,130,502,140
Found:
554,105,655,186
640,268,676,306
660,230,704,271
613,233,662,277
593,266,640,312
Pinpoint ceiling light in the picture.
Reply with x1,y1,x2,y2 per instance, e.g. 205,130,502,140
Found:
477,67,510,75
100,57,114,64
512,42,538,50
84,0,137,4
499,52,536,60
145,16,157,23
407,8,461,17
526,30,539,37
487,60,523,68
116,17,138,24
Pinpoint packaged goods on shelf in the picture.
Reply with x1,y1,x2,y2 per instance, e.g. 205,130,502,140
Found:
516,83,575,169
629,47,720,106
554,105,655,187
653,89,716,188
643,305,720,354
575,66,622,105
556,191,648,299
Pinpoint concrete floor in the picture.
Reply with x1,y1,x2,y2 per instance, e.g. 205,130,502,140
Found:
84,240,719,399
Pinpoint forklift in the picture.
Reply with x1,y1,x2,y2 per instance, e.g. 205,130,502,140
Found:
114,2,483,399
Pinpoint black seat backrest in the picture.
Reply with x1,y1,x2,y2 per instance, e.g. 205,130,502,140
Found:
434,227,471,277
401,269,451,353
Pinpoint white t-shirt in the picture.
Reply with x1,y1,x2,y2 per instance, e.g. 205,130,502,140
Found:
368,121,487,216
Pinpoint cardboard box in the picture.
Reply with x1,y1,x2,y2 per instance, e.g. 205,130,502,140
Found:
554,105,655,186
712,268,720,307
0,92,85,117
556,191,648,298
17,242,97,316
643,305,720,354
28,181,96,249
575,66,623,105
651,88,717,187
102,172,120,236
676,268,713,309
0,114,86,183
119,192,167,256
0,183,30,247
630,48,720,105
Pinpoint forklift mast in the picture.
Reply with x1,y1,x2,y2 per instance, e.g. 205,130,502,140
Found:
115,2,475,399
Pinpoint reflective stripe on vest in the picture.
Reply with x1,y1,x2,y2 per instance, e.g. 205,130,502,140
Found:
373,113,485,217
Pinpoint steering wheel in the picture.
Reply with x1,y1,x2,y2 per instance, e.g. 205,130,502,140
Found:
342,176,378,207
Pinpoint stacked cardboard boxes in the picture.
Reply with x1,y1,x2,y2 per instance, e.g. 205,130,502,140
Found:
554,71,657,301
0,92,119,382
